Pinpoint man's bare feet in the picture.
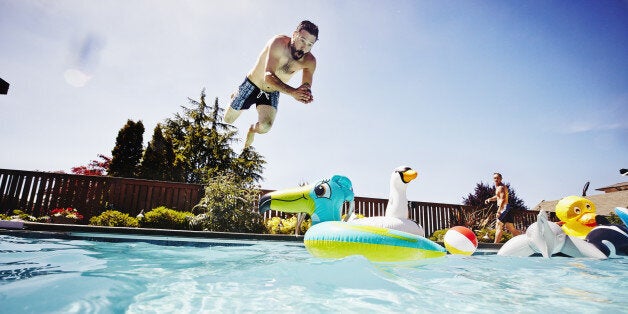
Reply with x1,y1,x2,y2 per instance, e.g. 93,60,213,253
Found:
244,126,255,148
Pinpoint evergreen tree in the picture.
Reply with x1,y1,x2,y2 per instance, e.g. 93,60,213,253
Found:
162,89,265,184
234,147,266,184
463,181,528,211
204,97,240,179
139,124,176,181
109,119,144,178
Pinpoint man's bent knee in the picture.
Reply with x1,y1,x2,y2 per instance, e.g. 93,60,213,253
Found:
257,121,273,134
224,107,239,124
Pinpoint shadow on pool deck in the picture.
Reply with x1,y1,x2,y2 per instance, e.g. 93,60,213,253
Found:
0,221,503,253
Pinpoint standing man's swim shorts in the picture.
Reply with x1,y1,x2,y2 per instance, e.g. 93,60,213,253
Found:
498,205,515,223
230,77,279,110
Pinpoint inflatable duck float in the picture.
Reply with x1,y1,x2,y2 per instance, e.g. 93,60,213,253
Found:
555,195,598,238
258,168,445,261
497,210,606,258
346,166,425,236
498,197,628,259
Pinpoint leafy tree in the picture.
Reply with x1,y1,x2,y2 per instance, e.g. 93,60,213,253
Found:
162,89,265,184
109,119,145,178
71,154,111,176
138,124,176,181
463,181,528,211
189,172,265,233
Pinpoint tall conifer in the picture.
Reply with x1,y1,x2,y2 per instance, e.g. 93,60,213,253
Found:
109,120,144,178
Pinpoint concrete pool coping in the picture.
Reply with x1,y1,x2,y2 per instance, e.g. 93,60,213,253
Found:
0,221,503,252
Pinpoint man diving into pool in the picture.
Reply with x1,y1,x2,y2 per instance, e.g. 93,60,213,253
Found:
224,20,318,148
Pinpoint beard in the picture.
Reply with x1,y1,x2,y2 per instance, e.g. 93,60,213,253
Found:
290,44,305,60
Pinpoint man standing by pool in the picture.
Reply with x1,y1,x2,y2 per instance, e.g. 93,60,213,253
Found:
224,20,318,148
485,172,523,243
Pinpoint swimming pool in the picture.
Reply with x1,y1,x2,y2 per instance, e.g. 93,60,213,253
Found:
1,231,626,313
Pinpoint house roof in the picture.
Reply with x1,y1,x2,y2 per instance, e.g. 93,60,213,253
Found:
532,189,628,216
595,182,628,193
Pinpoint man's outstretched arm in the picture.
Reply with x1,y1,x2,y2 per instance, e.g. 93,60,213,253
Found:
298,59,316,103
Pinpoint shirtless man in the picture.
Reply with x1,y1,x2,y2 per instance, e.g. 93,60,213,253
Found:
485,172,523,243
224,21,318,148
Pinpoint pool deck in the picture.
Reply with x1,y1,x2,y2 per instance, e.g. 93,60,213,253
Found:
0,221,503,252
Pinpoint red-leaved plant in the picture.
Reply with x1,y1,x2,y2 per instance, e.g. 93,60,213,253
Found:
50,208,83,220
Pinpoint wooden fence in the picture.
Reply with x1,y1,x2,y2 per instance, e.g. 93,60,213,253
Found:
0,169,202,220
1,168,541,236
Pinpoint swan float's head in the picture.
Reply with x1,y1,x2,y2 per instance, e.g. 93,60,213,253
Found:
391,166,418,186
385,166,418,219
258,175,354,224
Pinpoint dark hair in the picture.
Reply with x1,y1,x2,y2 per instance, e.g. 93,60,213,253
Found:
296,20,319,39
493,172,502,179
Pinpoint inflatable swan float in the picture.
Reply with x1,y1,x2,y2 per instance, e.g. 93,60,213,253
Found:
346,166,425,236
258,166,425,234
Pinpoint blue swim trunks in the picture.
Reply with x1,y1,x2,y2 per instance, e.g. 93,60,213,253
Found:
230,77,279,110
498,205,514,223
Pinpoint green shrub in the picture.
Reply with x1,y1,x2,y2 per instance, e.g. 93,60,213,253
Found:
5,209,51,222
429,229,447,242
141,206,193,230
265,217,282,234
0,210,38,222
343,213,365,220
89,210,140,227
264,215,312,235
263,212,365,235
429,227,513,243
475,228,493,243
606,212,623,225
475,228,513,243
190,172,265,233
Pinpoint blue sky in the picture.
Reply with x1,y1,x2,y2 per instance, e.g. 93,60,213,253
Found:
1,0,626,208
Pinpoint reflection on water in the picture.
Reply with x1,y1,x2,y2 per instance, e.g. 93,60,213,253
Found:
0,261,65,282
0,236,100,285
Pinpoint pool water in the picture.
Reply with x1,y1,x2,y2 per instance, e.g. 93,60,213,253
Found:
1,232,627,313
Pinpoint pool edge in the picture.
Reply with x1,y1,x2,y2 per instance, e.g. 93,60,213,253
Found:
1,222,502,251
10,222,304,242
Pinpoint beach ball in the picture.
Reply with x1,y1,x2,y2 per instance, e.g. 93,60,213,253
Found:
444,226,478,256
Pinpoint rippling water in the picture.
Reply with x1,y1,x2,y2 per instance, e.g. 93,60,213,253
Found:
1,232,626,313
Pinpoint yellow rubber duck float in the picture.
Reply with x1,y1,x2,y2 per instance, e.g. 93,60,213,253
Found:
555,196,597,238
